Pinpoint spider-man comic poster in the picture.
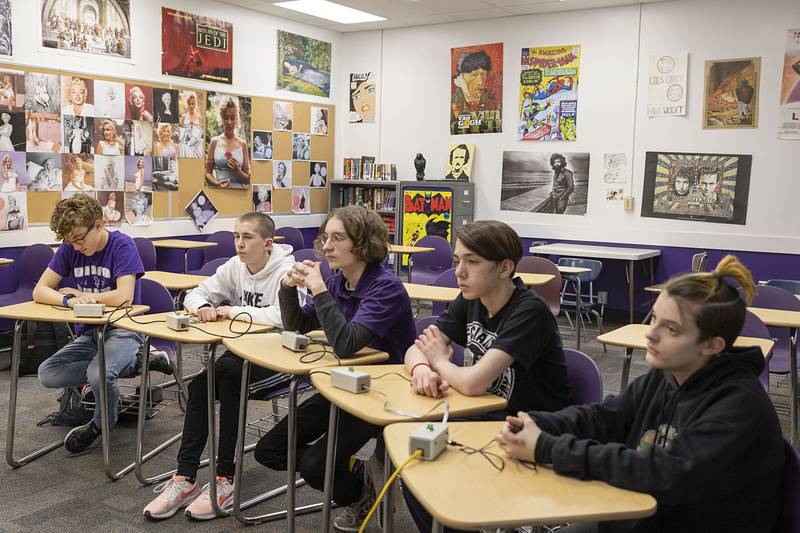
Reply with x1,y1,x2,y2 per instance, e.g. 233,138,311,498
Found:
161,8,232,85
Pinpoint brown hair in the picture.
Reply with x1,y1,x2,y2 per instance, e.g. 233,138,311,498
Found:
50,194,102,241
238,212,275,239
317,205,388,262
456,220,523,276
663,254,755,350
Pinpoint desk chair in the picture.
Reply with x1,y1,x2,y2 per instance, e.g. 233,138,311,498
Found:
409,235,451,285
643,251,708,322
779,440,800,533
431,268,457,316
517,256,561,316
134,237,157,272
293,248,332,281
186,232,234,275
752,285,800,384
563,348,603,404
740,310,774,392
0,243,54,307
195,257,228,277
276,226,305,252
558,258,605,343
767,279,800,296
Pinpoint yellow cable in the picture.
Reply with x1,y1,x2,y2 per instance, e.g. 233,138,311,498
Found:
358,449,424,533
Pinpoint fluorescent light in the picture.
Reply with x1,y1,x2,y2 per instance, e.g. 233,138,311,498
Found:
273,0,386,24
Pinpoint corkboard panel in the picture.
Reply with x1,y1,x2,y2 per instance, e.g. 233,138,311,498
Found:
251,159,273,184
311,133,333,164
251,97,273,132
153,191,169,218
272,130,293,161
172,157,205,216
272,187,292,212
293,105,311,133
311,188,328,214
293,161,310,186
28,192,61,224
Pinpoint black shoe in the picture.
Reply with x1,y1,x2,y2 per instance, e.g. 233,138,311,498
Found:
147,350,174,375
64,421,102,455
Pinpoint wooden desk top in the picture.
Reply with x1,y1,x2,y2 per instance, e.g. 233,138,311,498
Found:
223,332,389,375
273,235,285,241
0,258,12,266
531,243,661,261
388,244,435,254
517,272,555,286
643,283,664,294
153,239,217,250
311,364,507,426
0,301,149,325
385,422,657,529
557,266,591,275
113,311,273,344
748,307,800,329
143,270,208,290
404,283,460,303
597,323,774,356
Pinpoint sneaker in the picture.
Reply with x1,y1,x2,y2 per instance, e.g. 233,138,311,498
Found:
64,421,101,455
184,476,234,521
143,475,200,520
333,486,375,532
148,349,174,375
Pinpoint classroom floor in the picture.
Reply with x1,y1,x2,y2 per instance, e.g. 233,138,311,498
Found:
0,316,794,533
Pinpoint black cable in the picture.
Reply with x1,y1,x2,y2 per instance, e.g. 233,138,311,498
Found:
299,341,338,364
447,438,509,472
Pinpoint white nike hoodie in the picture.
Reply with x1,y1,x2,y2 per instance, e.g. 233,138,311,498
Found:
183,243,304,327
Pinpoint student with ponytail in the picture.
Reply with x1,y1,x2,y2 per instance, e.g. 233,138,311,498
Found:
496,255,785,533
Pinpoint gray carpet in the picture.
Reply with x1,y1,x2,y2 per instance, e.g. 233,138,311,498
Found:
0,317,794,532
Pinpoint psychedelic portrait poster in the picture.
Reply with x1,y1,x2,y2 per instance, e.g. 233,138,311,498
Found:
518,45,580,141
162,8,233,85
641,151,752,225
401,188,452,266
277,31,331,98
778,29,800,140
450,42,503,135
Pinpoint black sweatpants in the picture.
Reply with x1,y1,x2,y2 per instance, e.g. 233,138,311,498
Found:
176,350,289,479
254,392,382,506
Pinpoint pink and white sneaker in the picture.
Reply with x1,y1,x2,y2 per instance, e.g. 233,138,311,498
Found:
143,475,200,520
184,476,235,521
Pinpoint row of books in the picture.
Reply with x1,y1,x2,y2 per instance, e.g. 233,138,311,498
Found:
381,214,396,234
335,186,397,211
342,157,397,181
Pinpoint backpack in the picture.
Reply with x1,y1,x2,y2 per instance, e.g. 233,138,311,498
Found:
37,385,92,427
19,320,72,376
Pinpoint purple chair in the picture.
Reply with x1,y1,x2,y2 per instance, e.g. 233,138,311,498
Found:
195,257,228,277
275,226,305,252
767,279,800,296
752,285,800,376
203,231,235,263
431,268,457,316
517,256,561,316
133,237,157,271
740,310,774,392
292,248,332,281
415,315,464,367
0,243,54,307
410,235,452,285
139,278,177,358
563,348,603,405
779,439,800,533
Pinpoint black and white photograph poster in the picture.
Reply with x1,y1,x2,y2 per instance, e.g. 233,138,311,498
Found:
94,80,125,119
152,155,178,191
309,161,327,188
0,0,11,58
26,152,61,191
292,132,310,160
252,130,273,161
185,189,218,232
273,159,291,189
24,72,60,114
63,115,93,154
252,184,272,214
0,191,27,231
125,191,153,226
501,151,590,215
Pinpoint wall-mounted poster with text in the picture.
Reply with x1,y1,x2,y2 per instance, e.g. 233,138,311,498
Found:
450,42,503,135
648,53,688,117
349,72,375,123
41,0,131,59
641,151,752,225
401,187,452,266
779,29,800,140
518,45,580,141
162,8,233,85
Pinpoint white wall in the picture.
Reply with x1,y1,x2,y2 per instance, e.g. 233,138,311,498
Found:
3,0,339,246
338,0,800,254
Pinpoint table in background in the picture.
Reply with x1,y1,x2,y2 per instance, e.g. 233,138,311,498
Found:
385,421,657,532
597,323,774,394
0,258,12,266
0,301,149,480
404,282,460,303
143,270,209,308
388,244,434,281
224,332,388,531
517,272,555,287
747,307,800,447
153,239,218,273
531,243,661,324
113,311,273,486
311,364,507,532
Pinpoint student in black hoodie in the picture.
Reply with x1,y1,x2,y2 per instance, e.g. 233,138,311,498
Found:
496,255,785,533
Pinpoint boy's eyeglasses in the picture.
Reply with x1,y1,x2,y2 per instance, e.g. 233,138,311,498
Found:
65,226,94,247
318,232,348,245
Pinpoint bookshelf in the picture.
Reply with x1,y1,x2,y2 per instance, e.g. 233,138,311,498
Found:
329,179,401,243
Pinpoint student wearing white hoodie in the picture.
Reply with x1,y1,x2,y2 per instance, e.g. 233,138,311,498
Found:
144,212,305,522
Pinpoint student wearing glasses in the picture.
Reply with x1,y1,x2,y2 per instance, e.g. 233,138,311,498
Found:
496,256,785,533
254,205,416,532
33,194,145,455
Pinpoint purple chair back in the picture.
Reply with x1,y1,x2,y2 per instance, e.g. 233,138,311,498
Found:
276,226,305,252
133,237,157,271
19,243,55,290
432,268,457,316
292,248,332,281
563,348,603,405
766,279,800,296
779,439,800,533
751,285,800,375
204,231,235,263
415,315,464,367
139,278,177,357
410,235,452,285
517,256,561,315
740,310,773,391
196,257,228,277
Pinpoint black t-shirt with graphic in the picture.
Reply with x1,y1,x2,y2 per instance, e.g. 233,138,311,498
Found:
436,278,572,413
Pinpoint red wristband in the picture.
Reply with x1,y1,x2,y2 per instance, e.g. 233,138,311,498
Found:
409,362,432,377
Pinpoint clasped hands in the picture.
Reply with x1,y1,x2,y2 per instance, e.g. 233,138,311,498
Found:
282,260,326,294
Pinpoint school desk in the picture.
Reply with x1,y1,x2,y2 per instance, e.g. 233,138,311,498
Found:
152,239,217,273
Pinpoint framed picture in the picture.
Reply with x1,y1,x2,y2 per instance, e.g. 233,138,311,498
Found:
703,57,760,129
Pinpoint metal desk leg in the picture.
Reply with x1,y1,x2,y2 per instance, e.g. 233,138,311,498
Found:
620,348,634,393
175,342,187,412
6,320,64,467
790,328,797,447
568,274,582,351
432,517,444,533
183,250,190,274
627,260,635,324
382,446,395,533
321,404,339,533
